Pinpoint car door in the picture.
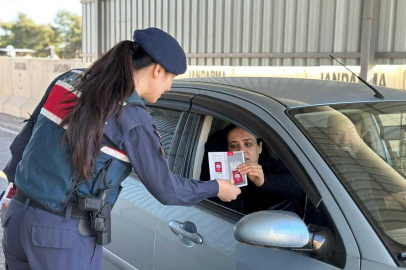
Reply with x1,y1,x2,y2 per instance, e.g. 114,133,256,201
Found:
102,92,195,270
153,88,360,270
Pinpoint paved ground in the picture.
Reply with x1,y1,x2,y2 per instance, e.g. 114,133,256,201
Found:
0,113,25,269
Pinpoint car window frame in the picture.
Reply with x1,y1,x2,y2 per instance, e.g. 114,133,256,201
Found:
151,88,366,268
188,93,322,207
157,90,321,212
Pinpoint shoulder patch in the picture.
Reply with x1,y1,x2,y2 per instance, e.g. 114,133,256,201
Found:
154,128,167,158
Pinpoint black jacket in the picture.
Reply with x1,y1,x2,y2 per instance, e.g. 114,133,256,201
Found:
208,157,305,215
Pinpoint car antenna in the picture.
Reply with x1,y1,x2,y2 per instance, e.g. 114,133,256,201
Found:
329,55,384,99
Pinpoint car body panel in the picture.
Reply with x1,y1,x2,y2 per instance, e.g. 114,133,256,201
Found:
175,85,397,266
154,204,350,270
361,259,402,270
103,247,139,270
103,77,405,269
173,77,406,108
153,89,361,269
103,177,161,270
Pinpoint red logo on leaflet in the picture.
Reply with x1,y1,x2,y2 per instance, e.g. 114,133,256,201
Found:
232,171,243,184
227,152,234,156
6,187,15,199
215,162,222,172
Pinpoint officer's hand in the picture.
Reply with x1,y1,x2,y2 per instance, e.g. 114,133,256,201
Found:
216,179,241,202
1,202,7,210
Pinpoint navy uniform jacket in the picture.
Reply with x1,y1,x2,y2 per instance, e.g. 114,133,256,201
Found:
108,93,219,206
4,71,219,207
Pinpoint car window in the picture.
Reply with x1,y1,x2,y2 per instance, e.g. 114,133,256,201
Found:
128,106,183,176
378,113,404,166
289,102,406,261
195,117,305,216
146,107,183,155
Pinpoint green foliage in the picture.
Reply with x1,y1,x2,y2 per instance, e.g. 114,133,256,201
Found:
0,14,58,57
0,11,82,59
54,11,82,59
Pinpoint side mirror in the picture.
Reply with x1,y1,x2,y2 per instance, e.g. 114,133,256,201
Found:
234,210,334,257
234,210,309,248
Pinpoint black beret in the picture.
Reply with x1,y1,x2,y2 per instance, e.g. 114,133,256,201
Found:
133,28,187,75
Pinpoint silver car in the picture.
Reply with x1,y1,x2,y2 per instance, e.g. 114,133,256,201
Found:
102,77,406,270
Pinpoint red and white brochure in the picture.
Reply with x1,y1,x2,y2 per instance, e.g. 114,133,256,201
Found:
0,183,16,207
208,151,248,187
232,170,244,184
215,162,223,172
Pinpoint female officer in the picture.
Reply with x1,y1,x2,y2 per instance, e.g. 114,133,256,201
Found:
2,28,240,270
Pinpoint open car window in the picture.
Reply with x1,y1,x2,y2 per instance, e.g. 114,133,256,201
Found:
194,117,305,216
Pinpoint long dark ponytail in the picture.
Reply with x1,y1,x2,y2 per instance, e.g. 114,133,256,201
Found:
59,41,155,180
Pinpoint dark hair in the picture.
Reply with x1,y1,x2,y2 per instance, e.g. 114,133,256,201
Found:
223,124,269,163
223,124,262,146
59,41,155,180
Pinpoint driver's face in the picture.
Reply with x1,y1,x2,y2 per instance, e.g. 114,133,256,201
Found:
227,127,262,164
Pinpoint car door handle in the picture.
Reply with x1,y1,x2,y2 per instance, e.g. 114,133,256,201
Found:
169,220,203,247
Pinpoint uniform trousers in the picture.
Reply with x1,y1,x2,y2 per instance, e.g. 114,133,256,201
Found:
1,197,102,270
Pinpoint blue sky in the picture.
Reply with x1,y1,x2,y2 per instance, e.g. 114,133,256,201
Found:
0,0,82,25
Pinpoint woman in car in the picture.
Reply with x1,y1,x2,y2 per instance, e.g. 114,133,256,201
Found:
224,124,305,214
202,124,304,215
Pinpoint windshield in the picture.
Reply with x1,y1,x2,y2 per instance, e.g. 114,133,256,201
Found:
289,102,406,264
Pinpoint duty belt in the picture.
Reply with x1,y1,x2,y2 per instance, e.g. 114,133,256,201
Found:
15,188,90,220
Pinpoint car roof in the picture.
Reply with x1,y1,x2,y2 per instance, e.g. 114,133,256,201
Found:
173,77,406,108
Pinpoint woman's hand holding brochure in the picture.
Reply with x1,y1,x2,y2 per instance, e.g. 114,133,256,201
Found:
237,163,265,187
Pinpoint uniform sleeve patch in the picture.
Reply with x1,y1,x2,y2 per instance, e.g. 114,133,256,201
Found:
154,129,162,139
154,129,167,158
160,146,167,158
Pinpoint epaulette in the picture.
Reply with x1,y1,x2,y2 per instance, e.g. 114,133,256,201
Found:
59,69,85,88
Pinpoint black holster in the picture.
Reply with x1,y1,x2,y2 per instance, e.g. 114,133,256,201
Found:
78,189,111,245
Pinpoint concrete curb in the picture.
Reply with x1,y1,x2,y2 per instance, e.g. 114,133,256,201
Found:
0,113,25,133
